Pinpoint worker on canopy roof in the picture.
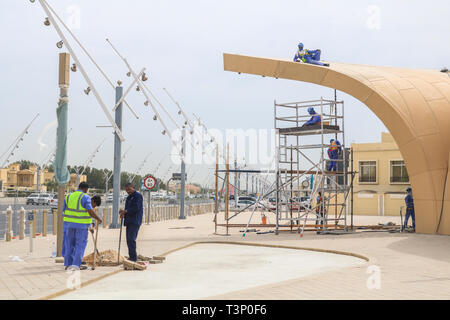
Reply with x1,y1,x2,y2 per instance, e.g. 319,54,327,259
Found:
327,139,342,171
294,43,330,67
302,107,322,126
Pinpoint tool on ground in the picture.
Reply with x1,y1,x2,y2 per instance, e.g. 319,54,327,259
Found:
91,223,100,270
117,217,123,265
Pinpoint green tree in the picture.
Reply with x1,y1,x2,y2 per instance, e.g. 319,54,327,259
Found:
14,160,37,170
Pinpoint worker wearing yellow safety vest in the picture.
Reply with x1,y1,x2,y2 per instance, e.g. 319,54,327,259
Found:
63,182,102,271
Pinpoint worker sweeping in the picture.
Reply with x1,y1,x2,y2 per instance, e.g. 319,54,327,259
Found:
404,187,416,232
62,195,101,267
302,107,322,126
119,183,143,262
293,42,330,67
63,182,102,271
327,139,342,171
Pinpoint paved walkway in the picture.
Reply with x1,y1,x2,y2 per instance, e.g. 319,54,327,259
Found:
1,211,449,300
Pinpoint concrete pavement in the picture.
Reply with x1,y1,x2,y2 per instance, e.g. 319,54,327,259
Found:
0,211,449,300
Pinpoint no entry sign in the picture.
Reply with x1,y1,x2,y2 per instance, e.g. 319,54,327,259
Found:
143,175,157,190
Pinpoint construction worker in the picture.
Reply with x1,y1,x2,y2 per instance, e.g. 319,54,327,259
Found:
62,195,102,262
120,182,143,262
302,107,322,126
315,192,325,227
63,182,102,271
327,139,342,171
293,42,330,67
404,187,416,231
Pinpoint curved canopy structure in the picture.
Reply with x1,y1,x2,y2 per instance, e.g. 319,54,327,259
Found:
223,53,450,235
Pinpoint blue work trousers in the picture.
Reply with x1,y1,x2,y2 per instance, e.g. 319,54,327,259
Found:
64,227,88,268
126,223,141,262
404,207,416,230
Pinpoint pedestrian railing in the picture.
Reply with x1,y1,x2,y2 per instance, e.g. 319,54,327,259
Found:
0,202,214,241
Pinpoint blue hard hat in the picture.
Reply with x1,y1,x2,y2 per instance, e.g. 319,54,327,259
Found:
298,42,304,50
406,187,412,192
307,107,315,114
330,139,335,143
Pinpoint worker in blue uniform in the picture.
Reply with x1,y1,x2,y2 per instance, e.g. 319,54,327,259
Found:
62,195,102,262
327,139,342,171
120,183,143,262
63,182,102,271
404,187,416,231
315,192,325,227
302,107,322,126
294,43,330,67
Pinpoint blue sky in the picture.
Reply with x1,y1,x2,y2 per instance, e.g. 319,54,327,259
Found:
0,0,449,185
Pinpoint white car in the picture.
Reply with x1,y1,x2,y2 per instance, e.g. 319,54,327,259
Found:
26,193,40,205
106,193,113,203
26,193,53,205
38,193,53,205
50,194,59,209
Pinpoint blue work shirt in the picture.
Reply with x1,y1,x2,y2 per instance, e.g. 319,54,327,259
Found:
304,114,322,126
124,191,143,226
405,193,414,209
62,190,93,230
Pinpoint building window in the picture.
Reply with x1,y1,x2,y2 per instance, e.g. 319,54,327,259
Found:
390,160,409,183
359,161,377,183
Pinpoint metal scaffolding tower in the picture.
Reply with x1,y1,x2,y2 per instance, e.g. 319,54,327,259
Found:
274,96,352,235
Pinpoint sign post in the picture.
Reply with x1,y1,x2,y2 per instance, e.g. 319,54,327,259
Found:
143,175,157,224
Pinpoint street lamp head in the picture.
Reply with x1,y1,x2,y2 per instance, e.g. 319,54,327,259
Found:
56,41,63,49
44,18,50,26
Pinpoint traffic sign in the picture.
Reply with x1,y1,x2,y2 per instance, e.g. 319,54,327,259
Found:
172,173,187,180
143,175,157,190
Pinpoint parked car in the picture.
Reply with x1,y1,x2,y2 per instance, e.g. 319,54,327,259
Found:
37,193,53,206
50,194,59,210
106,193,113,203
236,198,256,209
26,193,40,205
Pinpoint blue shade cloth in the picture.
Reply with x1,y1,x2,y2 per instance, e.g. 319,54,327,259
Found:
54,91,70,185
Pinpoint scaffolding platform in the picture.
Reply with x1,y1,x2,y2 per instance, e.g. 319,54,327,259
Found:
279,124,340,136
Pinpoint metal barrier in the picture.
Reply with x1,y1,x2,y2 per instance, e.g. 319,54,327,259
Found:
0,202,214,241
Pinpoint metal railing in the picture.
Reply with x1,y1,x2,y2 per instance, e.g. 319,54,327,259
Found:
0,202,215,241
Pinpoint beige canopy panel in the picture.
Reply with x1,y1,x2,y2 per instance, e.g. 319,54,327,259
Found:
223,53,450,235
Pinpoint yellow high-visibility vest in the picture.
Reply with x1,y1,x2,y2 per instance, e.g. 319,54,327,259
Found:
63,191,91,224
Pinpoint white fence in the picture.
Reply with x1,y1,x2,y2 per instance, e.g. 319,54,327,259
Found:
0,203,214,241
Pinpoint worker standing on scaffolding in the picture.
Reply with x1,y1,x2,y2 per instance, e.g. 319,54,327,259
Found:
302,107,322,126
327,139,342,171
404,187,416,232
293,43,330,67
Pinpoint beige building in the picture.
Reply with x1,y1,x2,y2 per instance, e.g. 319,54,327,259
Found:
0,163,86,193
169,183,201,195
351,132,410,216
